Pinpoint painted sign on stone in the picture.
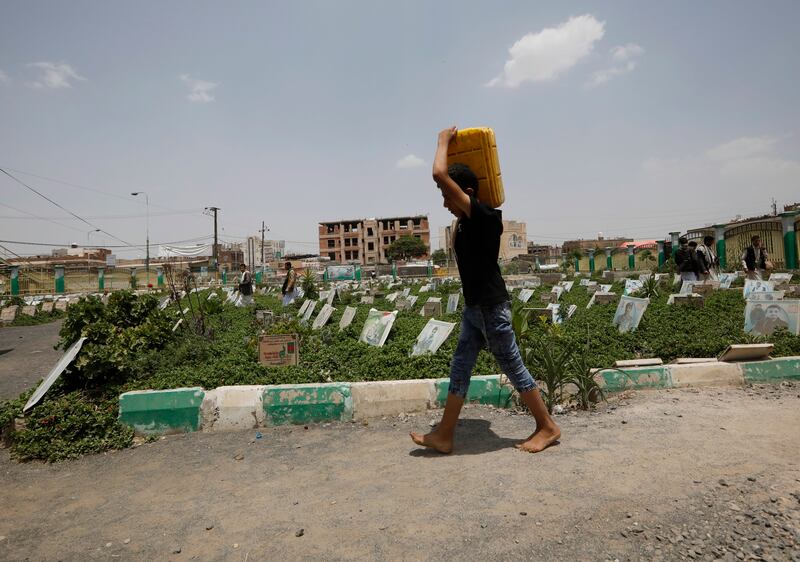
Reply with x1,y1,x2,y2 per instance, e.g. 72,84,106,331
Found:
21,305,37,316
259,334,299,366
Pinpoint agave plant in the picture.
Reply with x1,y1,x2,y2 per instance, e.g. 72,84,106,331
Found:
639,275,660,299
301,269,319,300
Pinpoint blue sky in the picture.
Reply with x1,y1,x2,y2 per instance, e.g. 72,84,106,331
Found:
2,1,799,258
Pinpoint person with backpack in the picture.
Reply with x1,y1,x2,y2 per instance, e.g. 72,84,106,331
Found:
675,237,700,282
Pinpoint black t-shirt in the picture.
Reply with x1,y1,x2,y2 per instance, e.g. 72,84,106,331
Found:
453,196,509,306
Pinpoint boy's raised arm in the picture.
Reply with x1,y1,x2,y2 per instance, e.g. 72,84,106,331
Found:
432,127,472,218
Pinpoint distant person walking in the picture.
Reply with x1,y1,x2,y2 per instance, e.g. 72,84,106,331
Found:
282,262,298,306
675,237,699,282
237,263,254,306
741,235,770,280
697,235,719,281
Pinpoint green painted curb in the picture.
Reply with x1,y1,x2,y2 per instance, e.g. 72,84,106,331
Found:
740,358,800,383
600,366,673,393
119,387,205,435
263,383,353,425
434,375,514,407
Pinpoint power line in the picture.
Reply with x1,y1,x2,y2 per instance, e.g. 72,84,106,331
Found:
1,167,136,248
0,202,89,234
0,235,212,249
0,209,205,221
0,165,189,214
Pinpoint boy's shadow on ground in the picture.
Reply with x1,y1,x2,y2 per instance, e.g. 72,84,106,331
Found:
408,418,520,457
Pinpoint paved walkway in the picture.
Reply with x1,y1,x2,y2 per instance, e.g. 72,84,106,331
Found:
1,384,798,561
0,320,64,401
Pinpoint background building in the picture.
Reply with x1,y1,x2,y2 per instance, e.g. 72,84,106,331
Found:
439,219,528,262
318,215,430,265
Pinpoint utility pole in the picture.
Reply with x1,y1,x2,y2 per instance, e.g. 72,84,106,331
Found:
205,207,220,271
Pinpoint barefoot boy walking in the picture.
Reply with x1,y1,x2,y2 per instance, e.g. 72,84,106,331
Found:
410,127,560,454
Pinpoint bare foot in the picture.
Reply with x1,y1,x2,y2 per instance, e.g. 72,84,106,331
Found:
516,425,561,453
410,430,453,454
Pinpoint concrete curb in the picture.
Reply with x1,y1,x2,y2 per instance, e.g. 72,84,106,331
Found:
118,357,800,435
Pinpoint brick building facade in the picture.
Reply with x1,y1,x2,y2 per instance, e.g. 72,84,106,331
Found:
318,216,430,265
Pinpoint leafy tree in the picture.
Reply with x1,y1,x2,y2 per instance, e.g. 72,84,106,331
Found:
387,236,428,262
431,249,448,266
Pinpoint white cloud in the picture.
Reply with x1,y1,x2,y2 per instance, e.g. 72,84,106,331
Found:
641,135,800,213
396,154,426,169
706,135,778,161
0,69,9,83
611,43,644,62
180,74,218,103
586,43,644,88
26,62,86,89
487,14,605,88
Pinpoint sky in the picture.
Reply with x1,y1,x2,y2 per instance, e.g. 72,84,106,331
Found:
2,1,799,259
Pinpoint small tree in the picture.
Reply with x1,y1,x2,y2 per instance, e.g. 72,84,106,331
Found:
301,270,319,300
387,236,428,262
431,249,448,266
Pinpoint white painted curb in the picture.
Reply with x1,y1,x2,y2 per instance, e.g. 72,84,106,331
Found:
350,380,436,421
202,385,266,432
668,362,744,388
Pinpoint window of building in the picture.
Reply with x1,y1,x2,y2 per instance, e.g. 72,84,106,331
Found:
327,225,335,234
344,251,350,260
367,227,374,236
383,236,389,245
414,235,421,239
344,238,350,247
400,222,408,229
382,220,390,230
413,218,421,227
352,250,359,259
368,242,374,251
328,252,336,260
327,240,335,248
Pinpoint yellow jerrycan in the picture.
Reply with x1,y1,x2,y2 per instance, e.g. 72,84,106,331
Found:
446,127,505,208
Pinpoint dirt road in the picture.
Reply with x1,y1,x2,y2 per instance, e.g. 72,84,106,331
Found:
1,384,799,561
0,320,63,401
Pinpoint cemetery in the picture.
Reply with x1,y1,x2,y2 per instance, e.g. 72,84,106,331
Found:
2,268,799,462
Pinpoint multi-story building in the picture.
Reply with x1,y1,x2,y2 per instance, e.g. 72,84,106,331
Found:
562,235,632,253
243,237,286,270
318,215,430,265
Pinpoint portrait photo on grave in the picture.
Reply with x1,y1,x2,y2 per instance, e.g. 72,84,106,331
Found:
744,300,800,336
613,296,649,334
359,309,398,347
411,319,456,356
748,291,785,302
743,279,775,299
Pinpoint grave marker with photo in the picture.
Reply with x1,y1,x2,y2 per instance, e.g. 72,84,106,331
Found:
339,306,357,330
446,293,460,314
411,319,456,356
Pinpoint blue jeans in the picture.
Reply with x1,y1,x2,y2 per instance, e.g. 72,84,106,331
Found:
449,301,537,398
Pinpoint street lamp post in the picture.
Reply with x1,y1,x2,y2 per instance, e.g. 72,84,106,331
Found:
131,192,150,285
87,228,100,277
